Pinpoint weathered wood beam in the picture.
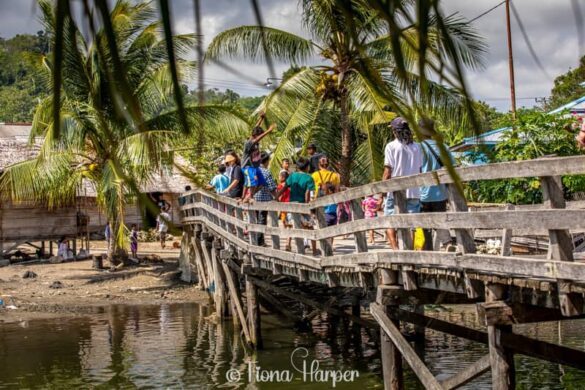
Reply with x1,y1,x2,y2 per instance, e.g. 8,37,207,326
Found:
220,260,252,345
244,255,262,349
245,275,376,329
258,289,302,324
541,175,584,317
268,211,281,250
181,155,585,212
388,308,585,370
370,303,443,390
439,354,490,390
485,282,515,390
211,239,228,318
186,202,585,241
478,301,585,326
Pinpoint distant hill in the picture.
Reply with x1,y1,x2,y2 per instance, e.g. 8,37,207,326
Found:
0,31,49,123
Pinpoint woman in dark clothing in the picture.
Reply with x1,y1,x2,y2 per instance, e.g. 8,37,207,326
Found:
221,151,244,199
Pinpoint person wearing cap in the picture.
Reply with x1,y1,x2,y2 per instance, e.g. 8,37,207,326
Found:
419,118,455,250
275,157,319,255
382,117,423,249
242,112,277,202
307,143,325,174
221,152,244,199
252,152,278,246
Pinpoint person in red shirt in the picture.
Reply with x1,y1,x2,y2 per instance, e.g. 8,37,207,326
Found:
277,170,292,251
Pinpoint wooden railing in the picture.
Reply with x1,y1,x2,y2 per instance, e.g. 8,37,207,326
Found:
180,155,585,313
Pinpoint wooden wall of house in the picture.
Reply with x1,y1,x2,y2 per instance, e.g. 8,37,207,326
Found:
0,204,78,241
0,192,182,244
81,192,182,232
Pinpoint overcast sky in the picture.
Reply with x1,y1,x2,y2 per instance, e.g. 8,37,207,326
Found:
1,0,583,112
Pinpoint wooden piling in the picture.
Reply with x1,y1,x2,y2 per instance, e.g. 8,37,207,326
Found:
211,238,228,318
485,283,515,390
244,255,262,349
376,289,403,390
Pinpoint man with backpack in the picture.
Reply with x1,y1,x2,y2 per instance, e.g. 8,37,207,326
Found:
312,156,340,227
419,119,455,251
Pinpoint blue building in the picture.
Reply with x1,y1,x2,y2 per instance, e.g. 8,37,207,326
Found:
451,95,585,157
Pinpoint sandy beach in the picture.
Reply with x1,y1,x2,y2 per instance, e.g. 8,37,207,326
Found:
0,243,209,324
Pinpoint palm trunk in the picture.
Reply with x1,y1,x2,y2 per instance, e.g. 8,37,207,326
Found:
339,89,352,187
107,219,120,267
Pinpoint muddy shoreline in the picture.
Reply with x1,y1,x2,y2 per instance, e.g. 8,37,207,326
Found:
0,252,210,324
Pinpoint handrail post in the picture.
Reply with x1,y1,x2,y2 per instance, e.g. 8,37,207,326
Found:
445,184,476,254
392,190,417,291
540,175,583,316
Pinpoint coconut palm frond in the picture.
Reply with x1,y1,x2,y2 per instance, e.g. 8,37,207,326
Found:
267,97,325,176
206,25,315,64
0,153,81,209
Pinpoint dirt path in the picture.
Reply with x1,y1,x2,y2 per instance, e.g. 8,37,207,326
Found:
0,252,209,324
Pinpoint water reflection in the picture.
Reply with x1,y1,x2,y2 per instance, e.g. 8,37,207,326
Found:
0,304,584,389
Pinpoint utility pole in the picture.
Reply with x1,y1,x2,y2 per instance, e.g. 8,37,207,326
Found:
505,0,517,120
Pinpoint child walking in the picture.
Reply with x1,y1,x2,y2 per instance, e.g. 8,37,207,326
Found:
362,195,379,243
277,170,293,251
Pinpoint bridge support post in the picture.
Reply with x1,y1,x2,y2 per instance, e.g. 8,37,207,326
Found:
211,238,228,319
191,225,207,290
376,288,403,390
245,255,263,349
485,283,515,390
413,304,426,361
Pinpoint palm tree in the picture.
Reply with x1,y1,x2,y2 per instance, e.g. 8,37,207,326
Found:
207,0,486,185
0,0,249,262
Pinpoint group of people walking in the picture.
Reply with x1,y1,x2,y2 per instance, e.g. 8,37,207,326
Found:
206,112,455,254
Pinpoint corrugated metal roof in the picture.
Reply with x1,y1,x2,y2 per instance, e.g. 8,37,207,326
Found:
450,95,585,152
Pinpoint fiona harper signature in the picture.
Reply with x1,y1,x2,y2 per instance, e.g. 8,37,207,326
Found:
240,347,360,387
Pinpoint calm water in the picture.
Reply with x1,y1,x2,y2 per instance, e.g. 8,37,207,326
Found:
1,303,584,389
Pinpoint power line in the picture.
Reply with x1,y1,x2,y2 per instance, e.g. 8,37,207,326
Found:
478,96,545,101
510,1,551,79
470,0,506,22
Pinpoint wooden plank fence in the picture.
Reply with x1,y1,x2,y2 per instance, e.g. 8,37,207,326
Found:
179,155,585,390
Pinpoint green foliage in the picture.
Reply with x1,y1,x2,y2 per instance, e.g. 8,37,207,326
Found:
0,0,249,254
184,87,265,115
465,110,585,204
547,55,585,109
206,1,486,185
0,32,49,122
436,100,505,146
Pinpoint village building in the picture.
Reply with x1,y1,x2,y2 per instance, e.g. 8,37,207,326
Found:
0,123,192,260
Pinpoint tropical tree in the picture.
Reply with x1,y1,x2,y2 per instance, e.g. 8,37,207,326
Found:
206,0,486,185
0,0,249,262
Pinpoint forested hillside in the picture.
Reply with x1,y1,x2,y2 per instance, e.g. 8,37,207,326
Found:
0,31,49,122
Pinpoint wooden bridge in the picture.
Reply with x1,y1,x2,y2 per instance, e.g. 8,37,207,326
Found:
179,155,585,390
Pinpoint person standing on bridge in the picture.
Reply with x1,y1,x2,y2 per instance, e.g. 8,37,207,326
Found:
382,117,423,250
241,112,276,203
221,152,244,199
419,119,455,251
206,164,230,194
253,152,278,246
276,157,319,256
306,143,325,174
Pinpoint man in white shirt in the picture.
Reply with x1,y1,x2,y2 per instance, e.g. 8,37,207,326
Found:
382,117,423,249
156,208,171,249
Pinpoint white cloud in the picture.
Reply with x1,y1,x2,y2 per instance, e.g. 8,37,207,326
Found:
1,0,583,110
